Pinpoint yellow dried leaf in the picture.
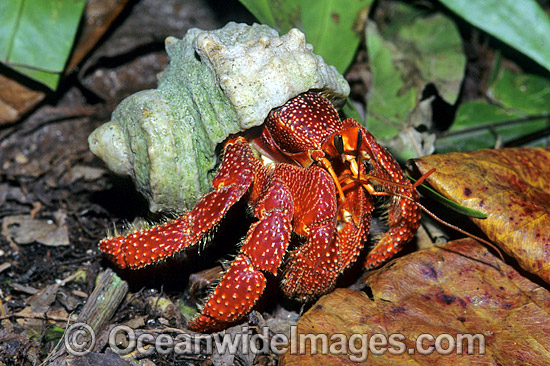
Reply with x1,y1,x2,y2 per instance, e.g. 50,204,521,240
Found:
414,147,550,282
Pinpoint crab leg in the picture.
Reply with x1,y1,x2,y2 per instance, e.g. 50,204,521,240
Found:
189,177,294,332
98,137,259,269
281,220,338,301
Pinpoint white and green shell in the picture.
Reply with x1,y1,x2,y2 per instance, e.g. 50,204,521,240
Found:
88,22,350,213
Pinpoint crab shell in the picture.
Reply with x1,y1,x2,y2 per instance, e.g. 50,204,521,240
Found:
88,22,350,213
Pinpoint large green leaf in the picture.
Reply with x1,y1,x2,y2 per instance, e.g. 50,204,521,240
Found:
365,18,417,141
300,0,370,75
439,0,550,72
237,0,300,34
0,2,20,59
0,0,86,89
237,0,373,73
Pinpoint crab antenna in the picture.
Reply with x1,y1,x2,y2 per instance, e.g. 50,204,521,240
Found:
357,167,436,192
412,168,436,189
355,129,363,183
355,176,410,192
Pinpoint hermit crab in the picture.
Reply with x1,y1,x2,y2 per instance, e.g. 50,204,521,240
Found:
91,23,421,332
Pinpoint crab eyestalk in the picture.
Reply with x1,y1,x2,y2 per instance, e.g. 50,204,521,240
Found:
323,126,369,192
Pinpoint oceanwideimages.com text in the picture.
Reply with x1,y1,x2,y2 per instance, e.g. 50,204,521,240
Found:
64,322,486,362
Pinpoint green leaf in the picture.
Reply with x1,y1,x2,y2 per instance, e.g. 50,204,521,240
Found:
237,0,300,34
11,64,60,90
437,67,550,152
409,174,488,219
366,2,465,142
0,0,86,89
300,0,372,73
439,0,550,72
435,101,548,152
489,69,550,114
238,0,372,73
44,325,65,342
365,19,417,141
396,13,465,105
0,1,21,60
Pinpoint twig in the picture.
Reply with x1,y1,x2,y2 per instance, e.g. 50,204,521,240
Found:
45,268,129,365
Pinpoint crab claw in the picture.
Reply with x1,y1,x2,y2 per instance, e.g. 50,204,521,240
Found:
99,137,258,269
281,167,373,300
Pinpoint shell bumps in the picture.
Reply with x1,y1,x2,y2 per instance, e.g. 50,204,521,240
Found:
89,22,350,212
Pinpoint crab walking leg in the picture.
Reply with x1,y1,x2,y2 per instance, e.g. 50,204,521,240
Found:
281,221,338,301
355,123,421,268
98,137,260,269
189,178,294,332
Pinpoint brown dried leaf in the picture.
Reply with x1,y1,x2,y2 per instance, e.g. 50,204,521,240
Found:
282,239,550,365
1,214,70,246
0,75,45,125
29,284,60,314
66,0,130,72
413,147,550,283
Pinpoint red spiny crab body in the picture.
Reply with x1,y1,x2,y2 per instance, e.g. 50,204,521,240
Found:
99,92,421,332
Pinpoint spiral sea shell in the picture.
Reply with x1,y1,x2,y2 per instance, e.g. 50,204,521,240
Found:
89,22,350,213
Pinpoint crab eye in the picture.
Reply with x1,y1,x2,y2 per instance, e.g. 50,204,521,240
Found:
356,130,363,152
334,134,344,155
363,159,373,173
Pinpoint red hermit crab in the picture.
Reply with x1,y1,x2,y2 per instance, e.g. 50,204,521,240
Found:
99,91,421,332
